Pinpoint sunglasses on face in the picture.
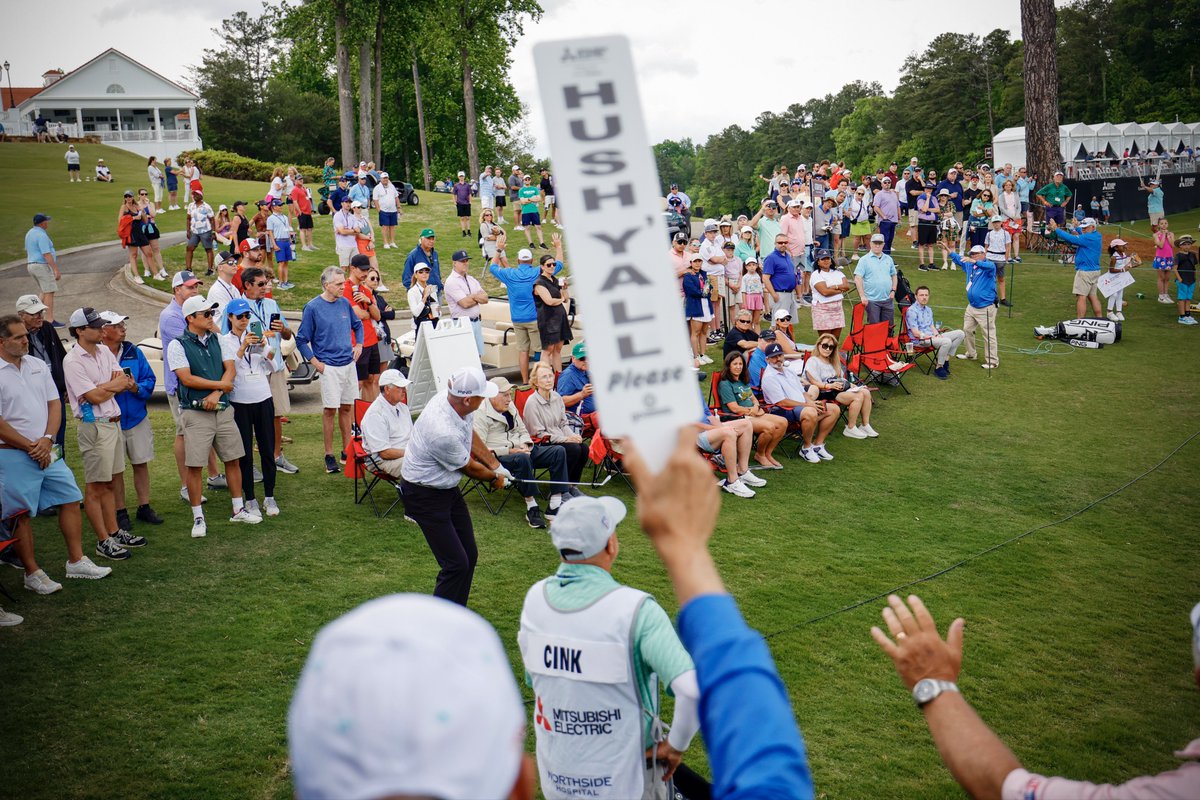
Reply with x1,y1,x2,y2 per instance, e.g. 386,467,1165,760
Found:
193,310,216,319
253,281,269,288
778,316,792,322
736,318,751,324
233,312,251,320
819,343,834,350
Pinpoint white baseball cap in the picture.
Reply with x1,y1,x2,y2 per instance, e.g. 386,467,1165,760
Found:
99,310,129,325
1080,217,1098,228
969,244,987,254
772,307,792,321
550,496,627,561
379,369,410,388
870,233,886,243
517,248,534,262
288,594,526,800
447,366,499,398
740,225,754,234
786,199,802,208
351,200,364,208
15,294,48,314
181,296,218,317
380,171,389,178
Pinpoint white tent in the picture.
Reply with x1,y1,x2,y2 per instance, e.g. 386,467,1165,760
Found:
1091,122,1121,157
1168,121,1192,152
1116,122,1147,156
1189,122,1200,149
992,126,1027,170
1144,121,1170,154
1060,122,1097,160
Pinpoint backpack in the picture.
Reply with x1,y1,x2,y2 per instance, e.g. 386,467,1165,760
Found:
894,269,916,309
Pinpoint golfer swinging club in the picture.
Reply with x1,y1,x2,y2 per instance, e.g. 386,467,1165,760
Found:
400,366,513,607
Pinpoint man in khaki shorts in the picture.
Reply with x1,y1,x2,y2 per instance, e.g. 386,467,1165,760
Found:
62,307,144,561
240,265,298,474
168,295,261,538
24,214,61,326
488,245,563,385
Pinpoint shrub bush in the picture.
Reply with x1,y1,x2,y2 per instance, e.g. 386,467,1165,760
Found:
177,149,322,184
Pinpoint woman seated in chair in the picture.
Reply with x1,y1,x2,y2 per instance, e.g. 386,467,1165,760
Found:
521,362,588,494
803,332,878,439
717,351,788,469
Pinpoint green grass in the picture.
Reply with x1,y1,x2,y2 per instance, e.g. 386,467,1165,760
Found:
3,145,1200,798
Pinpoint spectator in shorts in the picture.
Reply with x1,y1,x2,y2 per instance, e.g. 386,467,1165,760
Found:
239,266,298,472
453,171,473,237
62,307,143,561
403,227,443,291
478,165,495,211
169,296,261,538
1036,171,1072,227
490,245,562,385
16,294,67,451
1047,216,1103,319
761,342,838,464
493,170,509,224
761,229,799,320
345,255,382,402
905,286,965,379
372,172,401,249
516,173,547,249
185,190,216,275
99,310,163,531
289,175,315,253
65,145,81,182
266,199,296,290
915,183,940,271
25,214,61,326
332,195,359,267
539,166,559,227
0,314,112,596
697,391,765,499
854,234,899,327
1173,234,1197,325
297,267,363,475
360,368,412,479
984,215,1013,307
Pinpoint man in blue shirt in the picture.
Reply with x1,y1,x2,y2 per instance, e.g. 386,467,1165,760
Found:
1047,216,1103,319
328,174,351,213
296,266,364,474
761,232,798,321
25,214,62,326
489,244,563,384
556,342,594,415
403,228,442,291
746,330,775,390
348,175,372,209
941,242,999,368
853,234,898,327
904,286,965,380
935,168,965,225
99,310,163,531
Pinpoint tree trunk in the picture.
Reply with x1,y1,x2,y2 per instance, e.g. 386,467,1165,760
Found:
412,56,432,191
358,41,373,164
373,8,383,165
1021,0,1060,185
461,44,479,182
334,0,355,169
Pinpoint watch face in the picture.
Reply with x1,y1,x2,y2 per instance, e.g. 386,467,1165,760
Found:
914,679,938,704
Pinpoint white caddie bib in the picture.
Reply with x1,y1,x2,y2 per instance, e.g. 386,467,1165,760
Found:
519,580,649,800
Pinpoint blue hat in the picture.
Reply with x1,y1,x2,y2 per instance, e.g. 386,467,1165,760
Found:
764,342,784,358
815,248,832,260
271,198,284,206
225,298,252,317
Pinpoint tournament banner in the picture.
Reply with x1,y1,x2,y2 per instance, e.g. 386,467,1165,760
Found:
1067,172,1200,223
534,36,697,474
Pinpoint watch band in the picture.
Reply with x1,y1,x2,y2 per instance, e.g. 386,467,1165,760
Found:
913,678,959,708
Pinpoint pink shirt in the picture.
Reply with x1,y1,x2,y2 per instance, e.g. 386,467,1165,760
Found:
62,342,122,420
444,270,484,320
779,212,810,255
1002,739,1200,800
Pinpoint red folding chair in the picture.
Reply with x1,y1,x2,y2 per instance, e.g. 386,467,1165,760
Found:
896,309,937,374
860,321,915,397
350,399,405,518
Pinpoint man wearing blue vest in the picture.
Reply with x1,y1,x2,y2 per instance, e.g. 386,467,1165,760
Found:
941,242,1000,369
1047,216,1103,319
167,295,261,538
519,496,700,800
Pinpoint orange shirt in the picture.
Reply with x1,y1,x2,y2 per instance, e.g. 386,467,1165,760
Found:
343,280,378,347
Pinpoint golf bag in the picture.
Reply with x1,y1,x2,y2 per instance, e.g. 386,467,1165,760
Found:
1034,317,1121,346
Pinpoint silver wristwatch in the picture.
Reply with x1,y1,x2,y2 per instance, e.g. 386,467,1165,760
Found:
912,678,958,707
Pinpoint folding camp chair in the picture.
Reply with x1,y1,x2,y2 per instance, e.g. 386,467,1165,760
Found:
860,321,915,397
896,310,938,375
587,434,635,492
0,534,19,604
350,399,405,518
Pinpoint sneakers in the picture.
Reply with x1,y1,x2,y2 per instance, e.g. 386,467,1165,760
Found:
955,353,975,360
136,504,164,524
740,471,767,488
229,508,262,525
721,479,756,498
0,547,24,570
981,363,998,369
1179,316,1198,325
264,498,280,517
1158,294,1173,304
65,556,112,580
860,424,880,437
800,447,821,463
112,530,147,548
566,486,585,499
1115,312,1125,321
1012,256,1022,263
696,354,713,365
191,516,207,538
934,365,949,380
843,426,869,439
275,454,299,474
24,568,63,594
116,508,132,532
811,444,834,461
278,281,296,290
180,485,208,503
0,607,22,626
917,264,929,272
514,224,525,231
1106,311,1119,321
207,473,228,490
526,506,547,529
325,454,340,474
133,275,145,285
96,537,131,560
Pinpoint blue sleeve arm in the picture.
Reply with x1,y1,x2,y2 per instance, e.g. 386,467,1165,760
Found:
553,261,564,276
402,253,414,289
949,252,966,269
296,308,315,361
135,349,156,398
1052,228,1082,245
678,594,813,800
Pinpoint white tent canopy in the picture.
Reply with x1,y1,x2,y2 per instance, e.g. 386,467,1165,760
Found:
1116,122,1147,155
1060,122,1096,160
1091,122,1121,157
1144,121,1170,154
991,121,1200,169
1168,121,1192,152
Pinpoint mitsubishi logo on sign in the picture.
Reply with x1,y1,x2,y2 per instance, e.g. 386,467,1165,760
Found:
535,696,552,731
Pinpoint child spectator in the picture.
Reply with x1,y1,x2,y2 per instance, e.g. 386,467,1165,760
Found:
267,200,296,290
1152,218,1175,304
740,256,765,329
1105,238,1140,322
1173,234,1197,325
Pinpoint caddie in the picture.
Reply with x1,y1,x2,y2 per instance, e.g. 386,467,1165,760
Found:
518,496,700,800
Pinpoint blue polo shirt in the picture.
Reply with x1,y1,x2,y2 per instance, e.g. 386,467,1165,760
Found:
762,249,797,292
488,259,562,323
1146,187,1164,215
25,226,55,264
557,363,594,414
854,252,897,301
